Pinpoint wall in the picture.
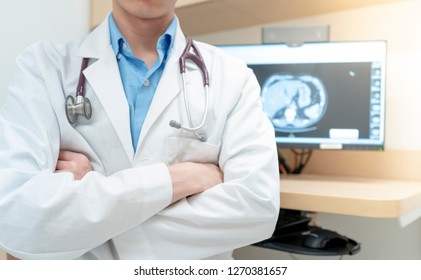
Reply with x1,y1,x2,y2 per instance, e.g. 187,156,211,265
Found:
193,0,421,259
0,0,90,260
0,0,90,106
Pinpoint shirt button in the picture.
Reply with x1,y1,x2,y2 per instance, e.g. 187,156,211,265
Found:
122,42,127,50
117,53,122,60
144,79,150,87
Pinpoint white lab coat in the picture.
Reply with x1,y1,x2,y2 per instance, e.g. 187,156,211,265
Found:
0,17,280,259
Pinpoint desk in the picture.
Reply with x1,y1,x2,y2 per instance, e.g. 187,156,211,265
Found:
279,174,421,226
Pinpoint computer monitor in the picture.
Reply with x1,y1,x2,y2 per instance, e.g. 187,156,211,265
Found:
219,41,386,151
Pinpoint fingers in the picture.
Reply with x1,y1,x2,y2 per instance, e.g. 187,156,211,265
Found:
58,150,84,161
56,157,77,171
202,163,223,188
55,150,92,180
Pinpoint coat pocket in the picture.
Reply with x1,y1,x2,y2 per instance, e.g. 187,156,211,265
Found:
167,137,220,165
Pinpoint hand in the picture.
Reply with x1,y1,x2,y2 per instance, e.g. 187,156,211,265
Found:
169,162,223,203
55,150,92,180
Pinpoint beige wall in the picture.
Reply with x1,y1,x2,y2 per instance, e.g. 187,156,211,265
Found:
90,0,111,28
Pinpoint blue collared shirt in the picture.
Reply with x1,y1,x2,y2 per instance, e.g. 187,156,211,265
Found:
109,14,176,151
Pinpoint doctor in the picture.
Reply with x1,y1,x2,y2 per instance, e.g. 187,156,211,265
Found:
0,0,280,260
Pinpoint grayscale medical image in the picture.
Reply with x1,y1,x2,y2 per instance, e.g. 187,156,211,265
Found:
261,74,327,133
250,62,374,139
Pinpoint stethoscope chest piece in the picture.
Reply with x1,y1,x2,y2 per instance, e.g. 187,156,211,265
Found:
65,57,92,125
66,95,92,125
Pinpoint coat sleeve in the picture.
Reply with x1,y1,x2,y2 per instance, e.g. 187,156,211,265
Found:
0,45,173,259
138,63,281,259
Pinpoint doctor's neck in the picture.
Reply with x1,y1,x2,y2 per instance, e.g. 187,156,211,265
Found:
111,3,175,64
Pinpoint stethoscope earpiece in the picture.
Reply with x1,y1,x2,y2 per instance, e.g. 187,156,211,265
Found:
169,120,182,129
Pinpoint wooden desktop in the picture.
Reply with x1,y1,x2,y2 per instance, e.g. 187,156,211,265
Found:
278,149,421,227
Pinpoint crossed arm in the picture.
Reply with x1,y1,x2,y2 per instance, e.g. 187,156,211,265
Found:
6,150,223,260
54,151,223,203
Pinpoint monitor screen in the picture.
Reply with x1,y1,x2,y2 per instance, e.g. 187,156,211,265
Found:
219,41,386,151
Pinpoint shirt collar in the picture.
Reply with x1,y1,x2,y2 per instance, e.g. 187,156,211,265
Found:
108,14,177,57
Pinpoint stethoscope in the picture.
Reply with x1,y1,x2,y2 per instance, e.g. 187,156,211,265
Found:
169,36,209,142
65,57,92,125
66,36,209,141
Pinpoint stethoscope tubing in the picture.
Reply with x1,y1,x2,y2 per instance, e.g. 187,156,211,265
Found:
169,36,210,141
180,72,209,132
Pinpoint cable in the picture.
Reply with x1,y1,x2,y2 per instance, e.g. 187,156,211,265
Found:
291,148,313,174
277,149,291,175
279,163,288,175
277,148,313,175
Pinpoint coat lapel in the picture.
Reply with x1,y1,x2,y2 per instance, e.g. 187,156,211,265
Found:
76,17,134,161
